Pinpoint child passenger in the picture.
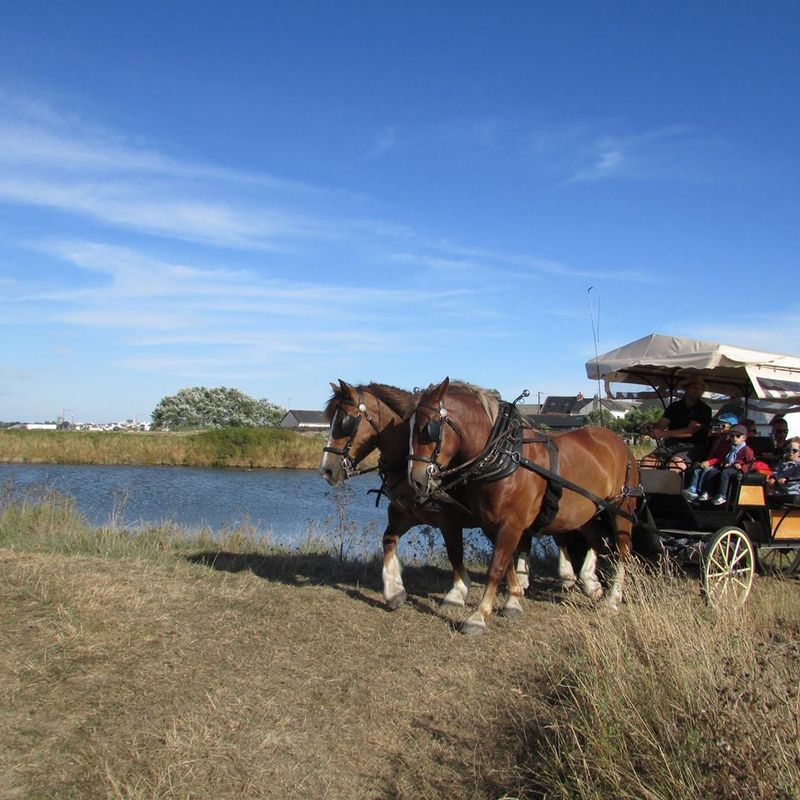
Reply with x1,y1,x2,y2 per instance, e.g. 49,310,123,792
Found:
682,424,755,505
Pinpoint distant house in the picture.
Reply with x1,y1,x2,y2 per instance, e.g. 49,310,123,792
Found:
10,423,58,430
525,413,589,431
279,410,329,432
541,393,638,421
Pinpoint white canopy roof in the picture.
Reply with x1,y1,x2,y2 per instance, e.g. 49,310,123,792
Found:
586,333,800,404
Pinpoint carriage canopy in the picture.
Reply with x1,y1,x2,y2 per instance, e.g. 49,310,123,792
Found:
586,333,800,408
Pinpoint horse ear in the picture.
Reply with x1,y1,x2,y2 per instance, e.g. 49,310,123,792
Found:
338,379,356,398
330,381,340,395
431,377,449,400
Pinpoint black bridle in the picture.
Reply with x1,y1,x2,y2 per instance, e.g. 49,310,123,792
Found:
322,390,381,478
407,399,464,479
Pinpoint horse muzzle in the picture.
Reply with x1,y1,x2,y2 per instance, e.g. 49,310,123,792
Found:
408,460,441,501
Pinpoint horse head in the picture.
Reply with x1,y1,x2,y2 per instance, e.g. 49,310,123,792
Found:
407,377,458,500
319,379,382,485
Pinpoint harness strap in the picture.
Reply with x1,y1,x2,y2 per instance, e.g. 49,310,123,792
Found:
517,455,641,524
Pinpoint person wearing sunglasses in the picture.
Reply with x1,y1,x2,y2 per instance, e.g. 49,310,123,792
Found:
767,437,800,499
761,416,791,468
682,424,756,505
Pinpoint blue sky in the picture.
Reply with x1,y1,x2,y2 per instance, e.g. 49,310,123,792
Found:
1,2,798,422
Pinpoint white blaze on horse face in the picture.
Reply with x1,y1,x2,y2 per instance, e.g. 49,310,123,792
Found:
319,410,343,485
407,410,418,484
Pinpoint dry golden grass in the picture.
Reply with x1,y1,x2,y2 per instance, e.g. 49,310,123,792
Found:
1,491,798,800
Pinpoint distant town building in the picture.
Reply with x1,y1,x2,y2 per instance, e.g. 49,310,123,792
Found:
279,410,328,432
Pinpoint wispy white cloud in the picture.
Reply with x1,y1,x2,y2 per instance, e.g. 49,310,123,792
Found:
569,124,696,183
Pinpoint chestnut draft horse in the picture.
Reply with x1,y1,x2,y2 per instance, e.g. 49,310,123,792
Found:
408,378,641,635
320,380,482,610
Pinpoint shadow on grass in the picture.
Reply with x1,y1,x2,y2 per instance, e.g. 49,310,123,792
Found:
185,550,481,623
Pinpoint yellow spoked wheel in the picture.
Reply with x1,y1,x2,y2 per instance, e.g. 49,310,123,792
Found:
757,546,800,575
702,527,755,606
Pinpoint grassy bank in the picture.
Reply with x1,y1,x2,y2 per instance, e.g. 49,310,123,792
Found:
0,427,345,469
1,427,649,471
1,488,798,799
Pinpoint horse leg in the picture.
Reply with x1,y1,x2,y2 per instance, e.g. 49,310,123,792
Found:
381,509,411,610
440,521,471,607
604,494,636,612
576,523,604,600
514,527,534,592
464,524,524,635
500,560,524,618
553,532,578,590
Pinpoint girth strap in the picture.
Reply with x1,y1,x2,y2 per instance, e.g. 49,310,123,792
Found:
517,453,641,525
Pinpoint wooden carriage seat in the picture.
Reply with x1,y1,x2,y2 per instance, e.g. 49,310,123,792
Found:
767,498,800,540
737,472,766,507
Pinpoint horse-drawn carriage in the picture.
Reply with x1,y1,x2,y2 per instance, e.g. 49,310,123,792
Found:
321,333,800,633
588,333,800,605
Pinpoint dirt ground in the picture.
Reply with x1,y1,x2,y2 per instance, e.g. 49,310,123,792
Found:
1,546,589,800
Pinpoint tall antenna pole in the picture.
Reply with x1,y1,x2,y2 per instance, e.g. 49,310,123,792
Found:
587,287,604,426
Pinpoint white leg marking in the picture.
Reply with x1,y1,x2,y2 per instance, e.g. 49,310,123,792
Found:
579,548,604,600
516,554,530,592
442,574,471,607
382,552,407,610
557,545,578,590
603,562,625,612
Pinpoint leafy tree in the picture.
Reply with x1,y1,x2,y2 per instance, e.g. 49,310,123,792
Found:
621,405,663,435
586,408,625,433
151,387,286,430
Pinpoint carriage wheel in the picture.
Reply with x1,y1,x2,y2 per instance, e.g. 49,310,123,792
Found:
702,527,755,606
757,546,800,575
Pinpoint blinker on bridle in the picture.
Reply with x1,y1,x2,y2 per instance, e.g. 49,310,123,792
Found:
408,399,462,477
322,390,380,477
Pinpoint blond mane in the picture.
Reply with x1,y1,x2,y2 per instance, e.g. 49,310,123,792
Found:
446,380,501,422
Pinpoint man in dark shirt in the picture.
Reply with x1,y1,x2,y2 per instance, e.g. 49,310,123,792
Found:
641,375,713,472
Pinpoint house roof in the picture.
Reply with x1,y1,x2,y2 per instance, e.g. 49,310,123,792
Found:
281,410,328,425
541,396,585,415
527,413,588,430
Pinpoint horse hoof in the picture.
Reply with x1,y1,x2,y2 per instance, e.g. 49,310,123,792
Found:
441,589,466,608
561,580,577,592
385,590,407,610
589,586,604,601
462,613,487,636
500,604,523,620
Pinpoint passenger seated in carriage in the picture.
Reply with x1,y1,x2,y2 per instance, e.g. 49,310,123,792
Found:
640,375,712,473
767,437,800,501
761,416,790,468
705,411,738,457
682,424,755,505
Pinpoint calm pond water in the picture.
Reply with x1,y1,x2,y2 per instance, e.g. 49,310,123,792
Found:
0,463,491,557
